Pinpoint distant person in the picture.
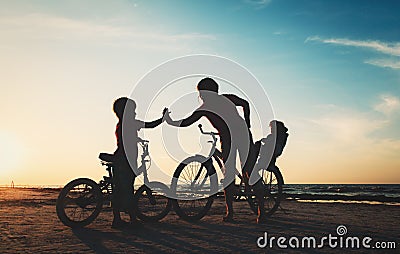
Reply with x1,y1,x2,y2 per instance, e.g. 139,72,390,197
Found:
109,97,165,228
164,78,262,222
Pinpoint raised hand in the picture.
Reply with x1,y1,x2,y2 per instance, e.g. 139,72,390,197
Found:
162,107,172,123
162,107,168,116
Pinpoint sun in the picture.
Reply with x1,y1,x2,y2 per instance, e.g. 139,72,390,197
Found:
0,131,24,175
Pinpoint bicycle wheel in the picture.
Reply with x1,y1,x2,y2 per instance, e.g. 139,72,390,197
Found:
171,155,218,222
134,181,172,222
56,178,103,228
247,167,283,217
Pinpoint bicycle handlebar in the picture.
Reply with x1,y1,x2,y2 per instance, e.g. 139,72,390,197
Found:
197,124,218,158
137,137,149,144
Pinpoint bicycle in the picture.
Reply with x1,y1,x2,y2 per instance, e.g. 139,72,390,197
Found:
56,138,172,228
170,124,284,222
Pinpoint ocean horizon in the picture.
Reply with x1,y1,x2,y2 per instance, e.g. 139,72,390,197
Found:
2,183,399,205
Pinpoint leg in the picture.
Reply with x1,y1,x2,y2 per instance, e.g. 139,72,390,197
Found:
112,208,123,227
128,175,138,223
118,167,136,223
112,162,136,227
111,192,127,228
223,183,235,222
112,167,124,226
221,141,237,222
237,135,266,223
253,180,267,224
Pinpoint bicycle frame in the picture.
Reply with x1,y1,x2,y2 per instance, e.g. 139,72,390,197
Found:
193,124,283,194
137,138,151,185
96,138,153,205
57,138,172,228
171,125,285,221
98,162,113,204
193,124,245,189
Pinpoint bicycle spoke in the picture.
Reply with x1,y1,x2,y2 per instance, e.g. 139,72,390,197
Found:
246,168,283,217
57,179,103,227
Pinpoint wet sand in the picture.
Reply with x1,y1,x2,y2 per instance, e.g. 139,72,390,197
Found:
0,187,399,253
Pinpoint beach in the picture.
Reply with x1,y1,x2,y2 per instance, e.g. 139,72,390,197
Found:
0,187,399,253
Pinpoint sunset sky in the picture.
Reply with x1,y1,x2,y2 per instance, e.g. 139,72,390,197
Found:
1,0,399,186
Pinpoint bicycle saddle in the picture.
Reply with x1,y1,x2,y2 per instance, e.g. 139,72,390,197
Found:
98,153,115,162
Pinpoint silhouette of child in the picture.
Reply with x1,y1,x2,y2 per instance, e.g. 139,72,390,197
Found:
254,120,288,171
111,97,164,228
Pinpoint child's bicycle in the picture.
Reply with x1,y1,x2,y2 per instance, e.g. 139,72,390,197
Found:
170,124,284,222
56,138,172,228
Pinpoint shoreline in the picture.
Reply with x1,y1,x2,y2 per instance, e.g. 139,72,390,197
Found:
284,193,400,203
0,187,399,253
1,186,399,206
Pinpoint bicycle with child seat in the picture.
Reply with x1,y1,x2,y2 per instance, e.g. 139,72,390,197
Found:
170,124,284,222
56,138,172,228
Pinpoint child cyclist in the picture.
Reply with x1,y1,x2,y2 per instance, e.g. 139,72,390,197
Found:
110,97,165,228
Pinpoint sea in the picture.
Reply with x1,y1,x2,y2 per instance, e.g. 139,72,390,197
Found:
2,183,400,205
283,184,400,205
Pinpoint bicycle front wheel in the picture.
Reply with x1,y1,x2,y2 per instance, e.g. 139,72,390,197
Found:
56,178,103,228
134,181,172,222
247,167,283,217
171,155,218,222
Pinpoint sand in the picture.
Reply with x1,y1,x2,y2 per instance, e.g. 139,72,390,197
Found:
0,187,399,253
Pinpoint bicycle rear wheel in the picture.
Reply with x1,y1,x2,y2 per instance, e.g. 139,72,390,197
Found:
247,167,283,217
134,181,172,222
56,178,103,228
171,155,218,222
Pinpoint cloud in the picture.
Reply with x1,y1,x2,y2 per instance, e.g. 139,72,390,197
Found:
306,103,400,162
310,106,388,144
374,94,400,115
244,0,272,9
306,36,400,56
273,31,286,36
298,103,400,182
309,97,400,150
364,59,400,69
0,13,129,37
0,13,217,51
306,36,400,70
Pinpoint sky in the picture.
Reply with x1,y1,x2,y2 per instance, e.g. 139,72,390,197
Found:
0,0,399,185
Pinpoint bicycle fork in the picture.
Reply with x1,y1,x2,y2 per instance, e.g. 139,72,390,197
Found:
191,159,214,189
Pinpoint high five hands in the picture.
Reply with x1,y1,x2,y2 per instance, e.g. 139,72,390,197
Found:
162,107,172,124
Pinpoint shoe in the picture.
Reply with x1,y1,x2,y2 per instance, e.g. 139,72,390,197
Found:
256,214,267,224
222,214,234,223
111,219,130,229
129,218,143,226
